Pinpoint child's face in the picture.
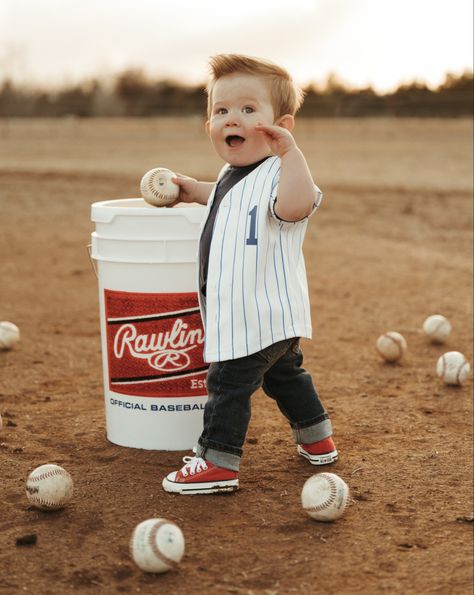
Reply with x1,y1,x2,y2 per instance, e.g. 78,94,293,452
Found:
206,73,277,166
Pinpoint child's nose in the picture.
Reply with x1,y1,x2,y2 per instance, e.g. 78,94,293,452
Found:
224,111,240,127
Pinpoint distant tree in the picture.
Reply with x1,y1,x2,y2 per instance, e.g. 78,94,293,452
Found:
0,79,16,116
439,71,473,92
114,69,151,116
54,80,99,117
0,69,472,118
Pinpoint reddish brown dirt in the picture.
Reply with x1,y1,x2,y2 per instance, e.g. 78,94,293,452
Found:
0,119,473,594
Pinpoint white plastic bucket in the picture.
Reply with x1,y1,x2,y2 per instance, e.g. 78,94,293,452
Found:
90,198,207,450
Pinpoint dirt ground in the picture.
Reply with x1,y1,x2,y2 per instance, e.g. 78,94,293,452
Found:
0,117,473,594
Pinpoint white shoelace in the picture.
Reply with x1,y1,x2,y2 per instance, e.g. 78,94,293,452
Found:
180,456,208,477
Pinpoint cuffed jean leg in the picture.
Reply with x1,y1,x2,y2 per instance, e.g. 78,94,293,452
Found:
262,340,332,444
197,356,267,471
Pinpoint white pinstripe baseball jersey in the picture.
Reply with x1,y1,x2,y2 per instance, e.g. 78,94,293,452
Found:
198,155,323,363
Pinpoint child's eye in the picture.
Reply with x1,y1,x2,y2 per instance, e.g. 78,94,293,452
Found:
216,107,227,115
242,106,254,114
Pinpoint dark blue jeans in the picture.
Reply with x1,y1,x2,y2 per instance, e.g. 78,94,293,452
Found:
195,338,332,471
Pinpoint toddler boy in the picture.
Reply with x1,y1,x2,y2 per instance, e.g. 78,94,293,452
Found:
162,54,337,494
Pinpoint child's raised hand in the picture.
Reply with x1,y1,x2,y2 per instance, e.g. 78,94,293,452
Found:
255,124,297,158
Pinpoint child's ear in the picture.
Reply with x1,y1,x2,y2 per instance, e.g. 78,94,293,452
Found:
275,114,295,131
205,120,211,137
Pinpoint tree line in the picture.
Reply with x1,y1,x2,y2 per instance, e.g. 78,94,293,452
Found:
0,70,472,118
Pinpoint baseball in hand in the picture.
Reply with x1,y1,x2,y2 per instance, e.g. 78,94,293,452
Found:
301,473,350,522
130,518,185,573
140,168,179,207
0,321,20,350
436,351,471,386
423,314,452,343
26,464,74,510
376,331,407,362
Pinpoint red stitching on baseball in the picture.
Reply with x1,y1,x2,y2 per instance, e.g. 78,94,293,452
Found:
385,334,403,357
31,498,66,508
304,474,339,512
456,360,468,384
29,468,68,482
148,520,178,570
431,321,445,337
147,170,173,200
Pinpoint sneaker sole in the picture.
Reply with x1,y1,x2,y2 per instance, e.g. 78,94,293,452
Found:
297,445,338,465
162,476,239,495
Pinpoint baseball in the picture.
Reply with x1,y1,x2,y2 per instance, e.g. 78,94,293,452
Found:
301,473,350,522
436,351,471,386
130,518,185,573
375,331,407,362
26,464,74,510
140,167,179,207
423,314,452,343
0,321,20,350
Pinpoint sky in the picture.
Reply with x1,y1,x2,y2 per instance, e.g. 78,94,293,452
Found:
0,0,472,93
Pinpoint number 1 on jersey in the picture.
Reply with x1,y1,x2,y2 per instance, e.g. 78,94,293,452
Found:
246,206,258,246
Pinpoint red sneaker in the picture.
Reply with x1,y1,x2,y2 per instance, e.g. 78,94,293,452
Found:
162,456,239,495
297,436,338,465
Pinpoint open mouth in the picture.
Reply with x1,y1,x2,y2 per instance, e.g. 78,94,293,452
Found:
225,135,245,147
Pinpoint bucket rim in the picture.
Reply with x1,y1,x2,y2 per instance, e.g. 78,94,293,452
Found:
91,199,205,223
91,231,197,242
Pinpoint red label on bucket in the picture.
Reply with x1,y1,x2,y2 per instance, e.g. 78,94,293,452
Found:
104,289,208,397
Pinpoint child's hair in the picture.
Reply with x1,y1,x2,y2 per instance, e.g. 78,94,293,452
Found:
206,54,305,120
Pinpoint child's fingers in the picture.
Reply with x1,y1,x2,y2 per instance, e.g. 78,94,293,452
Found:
255,123,280,132
255,124,273,133
255,124,283,139
172,175,187,187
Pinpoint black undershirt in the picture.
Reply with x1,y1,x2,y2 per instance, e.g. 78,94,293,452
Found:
199,156,270,297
